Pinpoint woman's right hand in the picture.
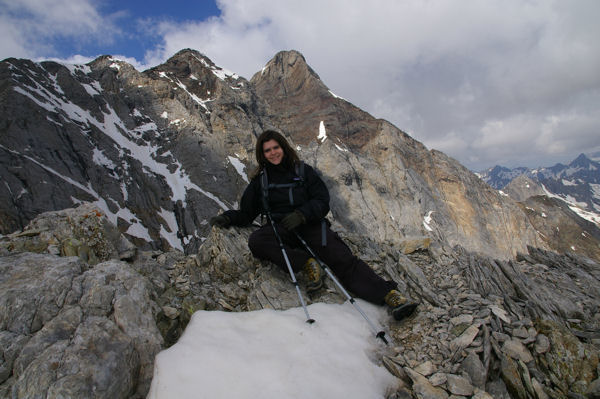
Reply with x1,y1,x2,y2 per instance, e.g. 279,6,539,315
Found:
209,215,230,228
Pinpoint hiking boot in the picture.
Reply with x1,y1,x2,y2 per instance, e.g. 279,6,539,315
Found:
303,258,324,293
384,290,418,321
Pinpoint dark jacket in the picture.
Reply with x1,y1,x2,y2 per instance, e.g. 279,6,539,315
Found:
223,162,330,226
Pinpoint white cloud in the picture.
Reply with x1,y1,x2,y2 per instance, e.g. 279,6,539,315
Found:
0,0,122,60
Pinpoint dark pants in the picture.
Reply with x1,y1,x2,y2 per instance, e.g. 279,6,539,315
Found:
248,222,396,304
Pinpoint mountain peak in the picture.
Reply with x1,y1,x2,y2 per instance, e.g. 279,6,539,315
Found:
251,49,325,96
570,153,591,168
146,48,240,88
250,50,379,148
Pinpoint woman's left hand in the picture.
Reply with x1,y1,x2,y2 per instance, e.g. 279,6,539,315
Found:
281,210,306,230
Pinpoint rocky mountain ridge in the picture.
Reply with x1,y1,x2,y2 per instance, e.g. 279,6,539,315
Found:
2,48,551,260
478,153,600,218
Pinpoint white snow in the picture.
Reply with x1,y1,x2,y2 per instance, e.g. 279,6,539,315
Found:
561,179,577,186
335,143,349,152
228,156,249,183
147,301,395,399
328,90,347,102
60,63,91,76
92,148,117,170
591,184,600,199
541,184,600,225
125,218,153,242
317,121,327,143
13,86,56,113
423,211,434,232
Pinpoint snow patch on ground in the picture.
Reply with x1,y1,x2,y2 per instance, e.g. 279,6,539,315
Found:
148,301,395,399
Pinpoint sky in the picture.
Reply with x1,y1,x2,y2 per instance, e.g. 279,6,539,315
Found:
1,0,599,171
147,301,396,398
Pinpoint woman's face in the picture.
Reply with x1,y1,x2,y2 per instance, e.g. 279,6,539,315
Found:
263,139,284,165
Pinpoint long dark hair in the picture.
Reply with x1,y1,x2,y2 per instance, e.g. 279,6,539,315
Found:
251,130,300,178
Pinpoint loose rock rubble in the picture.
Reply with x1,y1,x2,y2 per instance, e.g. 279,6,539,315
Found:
1,204,599,398
381,246,600,399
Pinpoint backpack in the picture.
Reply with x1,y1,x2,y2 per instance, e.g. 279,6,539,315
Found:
259,161,305,216
259,161,327,246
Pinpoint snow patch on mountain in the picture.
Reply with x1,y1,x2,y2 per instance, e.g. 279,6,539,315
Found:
228,156,249,183
318,121,327,143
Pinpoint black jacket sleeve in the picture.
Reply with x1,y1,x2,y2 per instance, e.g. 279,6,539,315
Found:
222,177,262,226
296,164,330,223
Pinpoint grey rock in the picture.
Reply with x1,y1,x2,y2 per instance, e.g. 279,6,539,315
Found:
532,377,550,399
429,372,448,387
1,251,162,398
449,314,474,326
502,339,534,363
446,374,474,396
450,324,480,353
535,333,551,354
461,352,486,389
471,388,495,399
415,360,436,377
405,367,449,399
500,355,528,399
486,379,512,399
586,378,600,399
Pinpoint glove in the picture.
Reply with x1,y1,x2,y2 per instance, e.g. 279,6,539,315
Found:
281,210,306,230
209,215,230,228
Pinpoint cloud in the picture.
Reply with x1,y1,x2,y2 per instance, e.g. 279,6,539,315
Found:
0,0,123,60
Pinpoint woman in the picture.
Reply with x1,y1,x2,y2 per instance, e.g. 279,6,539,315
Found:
210,130,418,321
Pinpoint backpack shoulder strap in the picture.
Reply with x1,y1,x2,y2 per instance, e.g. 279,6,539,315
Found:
295,161,305,184
260,169,270,213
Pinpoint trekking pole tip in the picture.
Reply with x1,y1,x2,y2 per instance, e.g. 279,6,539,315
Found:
306,318,316,324
376,331,389,345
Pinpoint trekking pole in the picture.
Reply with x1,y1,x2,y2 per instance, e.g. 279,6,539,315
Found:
267,212,315,324
293,231,389,345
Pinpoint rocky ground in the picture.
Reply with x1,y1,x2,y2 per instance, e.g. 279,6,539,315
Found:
1,203,599,398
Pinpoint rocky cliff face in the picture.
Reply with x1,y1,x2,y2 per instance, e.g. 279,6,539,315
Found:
1,50,263,254
1,48,558,260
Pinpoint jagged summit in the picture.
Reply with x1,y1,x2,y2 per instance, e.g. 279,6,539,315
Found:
251,49,379,148
252,50,325,95
570,153,593,169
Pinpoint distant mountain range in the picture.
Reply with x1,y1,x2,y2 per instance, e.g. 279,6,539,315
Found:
477,153,600,222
